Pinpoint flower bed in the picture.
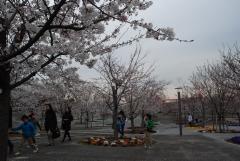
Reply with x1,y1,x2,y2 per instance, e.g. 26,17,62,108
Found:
198,128,240,133
198,126,216,133
81,136,145,147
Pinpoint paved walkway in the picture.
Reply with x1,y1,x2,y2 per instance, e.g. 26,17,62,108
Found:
8,134,240,161
8,119,240,161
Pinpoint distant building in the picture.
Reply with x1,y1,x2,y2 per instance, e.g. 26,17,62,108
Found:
161,99,178,113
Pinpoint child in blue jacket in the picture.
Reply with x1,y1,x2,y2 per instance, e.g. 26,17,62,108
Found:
12,115,38,155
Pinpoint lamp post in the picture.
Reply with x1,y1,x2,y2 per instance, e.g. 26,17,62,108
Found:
175,87,183,136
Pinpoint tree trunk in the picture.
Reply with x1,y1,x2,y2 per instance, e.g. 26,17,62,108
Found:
80,110,83,124
102,114,105,127
201,103,205,127
141,109,145,127
91,112,94,128
218,114,222,133
222,115,227,132
130,116,135,129
129,104,134,129
0,63,11,161
212,111,215,131
112,107,118,139
85,111,89,128
112,87,118,139
0,17,10,161
236,112,240,126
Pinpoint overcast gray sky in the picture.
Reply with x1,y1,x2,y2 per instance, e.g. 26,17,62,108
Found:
79,0,240,98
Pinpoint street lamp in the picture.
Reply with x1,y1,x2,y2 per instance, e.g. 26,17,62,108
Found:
175,87,183,136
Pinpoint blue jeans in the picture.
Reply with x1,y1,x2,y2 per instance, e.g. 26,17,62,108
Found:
119,124,125,137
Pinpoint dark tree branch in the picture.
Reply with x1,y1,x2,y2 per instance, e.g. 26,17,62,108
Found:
10,53,62,89
0,0,67,63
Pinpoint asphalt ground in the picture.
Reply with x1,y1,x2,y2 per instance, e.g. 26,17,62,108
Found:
8,134,240,161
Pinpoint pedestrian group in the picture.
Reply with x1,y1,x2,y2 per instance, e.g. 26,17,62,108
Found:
9,103,73,156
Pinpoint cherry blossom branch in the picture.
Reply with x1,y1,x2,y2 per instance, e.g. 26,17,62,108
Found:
10,53,63,89
87,0,193,43
0,0,67,63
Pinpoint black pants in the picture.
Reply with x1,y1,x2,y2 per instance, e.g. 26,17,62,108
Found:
62,129,71,142
32,136,36,144
8,139,14,154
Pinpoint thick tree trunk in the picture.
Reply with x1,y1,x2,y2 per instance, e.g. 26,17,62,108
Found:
9,106,12,128
112,107,118,139
112,87,118,139
0,17,10,161
0,63,11,161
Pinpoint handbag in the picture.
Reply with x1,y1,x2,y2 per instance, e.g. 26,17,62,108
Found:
52,127,60,139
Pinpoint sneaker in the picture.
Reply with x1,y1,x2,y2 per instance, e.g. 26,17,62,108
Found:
144,144,147,149
14,152,21,156
33,148,39,153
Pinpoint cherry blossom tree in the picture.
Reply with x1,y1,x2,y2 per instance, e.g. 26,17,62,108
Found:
95,49,147,138
137,78,166,127
0,0,191,159
181,84,207,127
11,66,84,118
190,64,236,132
95,48,167,137
123,64,167,129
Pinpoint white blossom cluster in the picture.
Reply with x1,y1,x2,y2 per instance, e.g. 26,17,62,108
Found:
11,66,84,113
0,0,177,91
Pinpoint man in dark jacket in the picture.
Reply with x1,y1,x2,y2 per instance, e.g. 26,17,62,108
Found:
44,104,58,146
61,107,73,142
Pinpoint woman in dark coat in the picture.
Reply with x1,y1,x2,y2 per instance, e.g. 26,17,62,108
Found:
44,104,57,145
61,107,73,142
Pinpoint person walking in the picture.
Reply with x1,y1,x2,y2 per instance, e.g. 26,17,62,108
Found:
28,111,41,144
12,115,38,155
144,114,154,149
61,107,73,142
187,113,193,127
44,104,58,146
118,110,126,138
116,116,122,137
